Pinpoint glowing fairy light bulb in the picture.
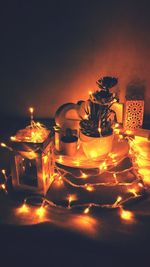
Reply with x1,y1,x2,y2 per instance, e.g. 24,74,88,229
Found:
29,107,34,122
77,144,80,150
85,184,94,192
29,107,34,114
83,205,91,214
120,208,134,222
19,203,29,213
68,195,73,208
128,188,138,197
125,130,133,135
114,123,119,128
98,127,102,136
102,161,107,170
116,196,122,202
1,169,6,175
81,171,88,179
113,173,118,183
84,114,88,119
84,207,90,214
58,176,63,185
109,153,116,159
1,184,6,190
36,122,41,127
113,196,122,207
118,134,124,141
99,161,107,171
0,143,7,148
88,90,92,96
138,182,144,188
10,136,16,141
57,155,63,163
1,169,7,182
113,98,117,103
67,194,77,208
36,206,45,217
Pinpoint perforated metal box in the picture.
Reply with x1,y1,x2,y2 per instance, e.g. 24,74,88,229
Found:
124,100,144,129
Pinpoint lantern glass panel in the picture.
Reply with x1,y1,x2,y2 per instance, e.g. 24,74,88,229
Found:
17,155,38,187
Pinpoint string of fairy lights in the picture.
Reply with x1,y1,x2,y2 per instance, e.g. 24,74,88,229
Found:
0,108,149,223
0,136,146,222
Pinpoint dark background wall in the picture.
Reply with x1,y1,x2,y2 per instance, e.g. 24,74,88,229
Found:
0,0,150,119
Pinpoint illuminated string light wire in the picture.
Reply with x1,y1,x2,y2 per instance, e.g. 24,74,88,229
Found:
17,192,141,219
55,166,143,189
29,107,34,124
0,143,13,151
0,170,8,193
0,125,147,221
1,169,7,181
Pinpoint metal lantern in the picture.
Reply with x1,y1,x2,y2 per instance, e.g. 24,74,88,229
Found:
10,129,55,196
123,100,144,130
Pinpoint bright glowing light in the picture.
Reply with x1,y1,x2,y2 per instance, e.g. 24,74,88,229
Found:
138,182,144,188
43,155,48,164
128,188,138,197
120,208,134,222
84,207,90,214
84,114,88,119
102,161,107,170
138,169,150,185
114,123,119,128
125,130,133,135
36,122,41,127
1,184,6,190
68,195,73,205
119,134,124,140
77,144,80,150
90,151,99,158
10,136,16,141
113,196,122,207
85,184,94,192
57,156,63,163
88,91,92,95
18,203,29,213
56,175,63,186
1,143,7,148
29,107,34,114
67,194,77,207
36,206,45,217
1,169,6,175
80,171,88,179
109,153,117,159
99,161,108,171
114,129,120,134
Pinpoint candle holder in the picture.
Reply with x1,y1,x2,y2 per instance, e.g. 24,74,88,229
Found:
10,128,55,196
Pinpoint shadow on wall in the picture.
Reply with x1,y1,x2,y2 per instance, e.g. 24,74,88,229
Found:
125,78,146,100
